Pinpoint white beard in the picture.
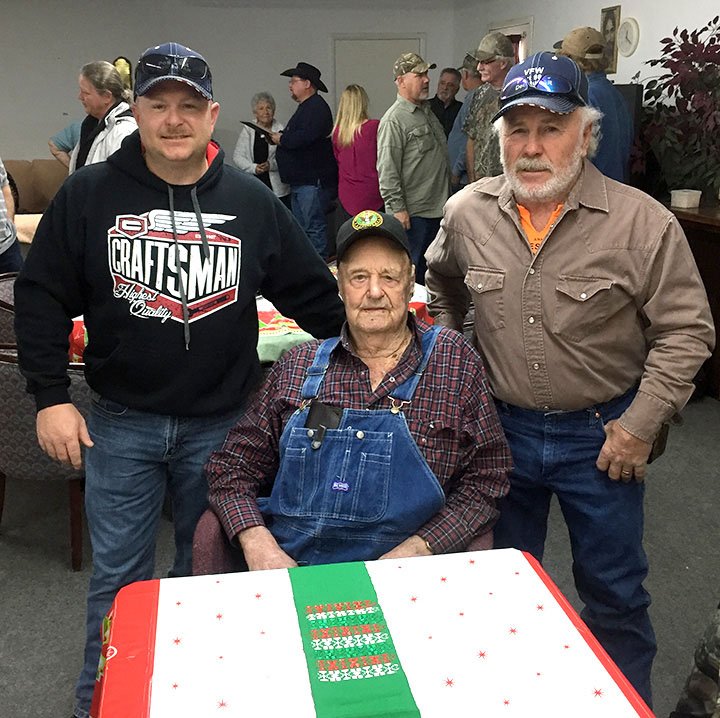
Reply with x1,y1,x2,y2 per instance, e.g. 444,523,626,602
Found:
503,139,585,205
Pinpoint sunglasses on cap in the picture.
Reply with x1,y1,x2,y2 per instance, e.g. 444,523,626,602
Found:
500,73,579,102
137,53,210,81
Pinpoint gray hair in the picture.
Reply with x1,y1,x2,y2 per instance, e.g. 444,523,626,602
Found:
81,61,131,103
493,105,603,159
251,92,276,113
581,105,603,158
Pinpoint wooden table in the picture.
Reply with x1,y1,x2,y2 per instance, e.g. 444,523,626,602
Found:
90,549,652,717
668,201,720,399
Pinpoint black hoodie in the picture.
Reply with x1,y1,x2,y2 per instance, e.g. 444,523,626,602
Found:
15,131,345,417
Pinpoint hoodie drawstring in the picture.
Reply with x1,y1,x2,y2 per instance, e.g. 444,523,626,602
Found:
168,185,191,350
191,186,211,261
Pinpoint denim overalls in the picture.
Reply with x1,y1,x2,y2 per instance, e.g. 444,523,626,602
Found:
258,326,446,565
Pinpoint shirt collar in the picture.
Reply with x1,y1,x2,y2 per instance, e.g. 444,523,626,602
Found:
395,94,424,112
338,313,423,358
477,159,610,215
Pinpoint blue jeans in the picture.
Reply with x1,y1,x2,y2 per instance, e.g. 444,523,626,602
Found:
73,397,241,717
290,183,334,259
0,238,23,273
493,389,656,707
405,216,440,285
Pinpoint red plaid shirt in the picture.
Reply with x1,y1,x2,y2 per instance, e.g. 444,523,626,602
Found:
206,317,512,554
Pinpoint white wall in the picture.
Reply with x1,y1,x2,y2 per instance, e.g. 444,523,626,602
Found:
3,0,714,160
1,0,457,160
454,0,719,84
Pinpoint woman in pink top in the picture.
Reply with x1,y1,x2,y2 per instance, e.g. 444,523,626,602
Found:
332,85,384,219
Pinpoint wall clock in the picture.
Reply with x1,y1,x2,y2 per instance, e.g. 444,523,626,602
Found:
618,17,640,57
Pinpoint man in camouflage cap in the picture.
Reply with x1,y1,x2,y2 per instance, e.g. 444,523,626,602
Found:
377,52,450,283
463,32,515,182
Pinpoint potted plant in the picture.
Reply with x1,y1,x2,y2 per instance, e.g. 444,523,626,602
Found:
632,16,720,201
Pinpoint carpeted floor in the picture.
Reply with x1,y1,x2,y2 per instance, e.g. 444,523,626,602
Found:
1,396,718,718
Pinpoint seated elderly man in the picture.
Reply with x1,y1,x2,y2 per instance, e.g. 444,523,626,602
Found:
205,210,511,569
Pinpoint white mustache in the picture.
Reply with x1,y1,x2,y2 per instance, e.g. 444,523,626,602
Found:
514,158,553,172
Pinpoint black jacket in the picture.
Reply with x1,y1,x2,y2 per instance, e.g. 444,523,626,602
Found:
15,131,344,416
276,93,337,188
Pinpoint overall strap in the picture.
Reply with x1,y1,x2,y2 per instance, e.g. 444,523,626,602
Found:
300,338,341,400
390,325,442,403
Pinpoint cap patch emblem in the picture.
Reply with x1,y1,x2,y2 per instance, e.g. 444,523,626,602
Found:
524,66,545,86
351,210,383,231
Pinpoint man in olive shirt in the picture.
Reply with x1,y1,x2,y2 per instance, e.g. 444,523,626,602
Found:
377,52,450,283
426,52,715,707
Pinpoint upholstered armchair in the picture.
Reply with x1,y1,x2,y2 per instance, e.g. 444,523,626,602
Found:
0,346,91,570
0,272,17,343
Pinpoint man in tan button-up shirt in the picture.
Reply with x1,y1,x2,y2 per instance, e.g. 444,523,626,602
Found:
426,52,714,708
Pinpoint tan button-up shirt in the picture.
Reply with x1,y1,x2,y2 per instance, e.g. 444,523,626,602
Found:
426,161,715,442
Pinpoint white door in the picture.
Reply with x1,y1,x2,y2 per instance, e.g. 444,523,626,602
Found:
333,35,424,119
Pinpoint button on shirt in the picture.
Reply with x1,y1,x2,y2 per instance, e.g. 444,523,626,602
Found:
426,161,715,442
206,317,512,554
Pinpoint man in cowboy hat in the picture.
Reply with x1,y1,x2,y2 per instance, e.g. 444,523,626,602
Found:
272,61,337,259
426,51,714,706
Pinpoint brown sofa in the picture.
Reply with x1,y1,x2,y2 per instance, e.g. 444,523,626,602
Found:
4,159,67,214
4,159,67,243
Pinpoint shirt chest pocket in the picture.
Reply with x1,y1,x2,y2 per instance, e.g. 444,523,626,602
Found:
408,124,435,154
553,275,620,342
464,267,505,332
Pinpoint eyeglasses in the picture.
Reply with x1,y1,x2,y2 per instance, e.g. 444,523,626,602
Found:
478,57,499,66
138,54,209,81
500,74,579,102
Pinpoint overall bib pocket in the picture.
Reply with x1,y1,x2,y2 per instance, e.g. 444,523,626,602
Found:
276,426,392,522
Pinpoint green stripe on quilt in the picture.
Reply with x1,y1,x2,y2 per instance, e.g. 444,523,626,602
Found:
289,561,420,718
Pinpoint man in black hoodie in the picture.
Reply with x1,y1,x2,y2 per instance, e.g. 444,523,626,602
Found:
14,42,344,718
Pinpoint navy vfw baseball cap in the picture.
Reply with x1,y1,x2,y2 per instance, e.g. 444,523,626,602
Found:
492,51,588,122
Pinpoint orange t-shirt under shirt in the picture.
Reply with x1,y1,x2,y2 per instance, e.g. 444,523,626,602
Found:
517,203,564,255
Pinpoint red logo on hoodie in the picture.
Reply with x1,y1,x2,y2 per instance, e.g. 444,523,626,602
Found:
107,209,240,324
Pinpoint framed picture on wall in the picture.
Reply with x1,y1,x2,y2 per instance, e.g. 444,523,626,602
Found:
601,5,621,73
